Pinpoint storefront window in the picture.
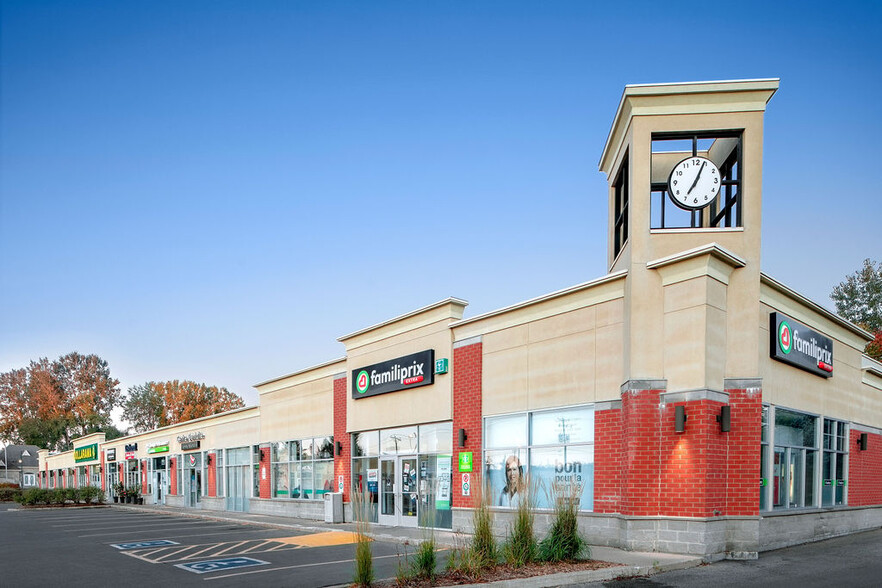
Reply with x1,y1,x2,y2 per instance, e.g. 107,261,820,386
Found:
353,431,379,457
484,405,595,511
215,450,224,497
269,436,334,500
822,419,848,506
773,407,819,509
381,427,418,455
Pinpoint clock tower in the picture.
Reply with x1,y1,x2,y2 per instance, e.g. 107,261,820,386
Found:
598,79,778,393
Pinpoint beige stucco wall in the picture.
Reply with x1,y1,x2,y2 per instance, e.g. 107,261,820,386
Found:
453,276,626,416
342,300,464,432
758,285,879,426
257,361,341,442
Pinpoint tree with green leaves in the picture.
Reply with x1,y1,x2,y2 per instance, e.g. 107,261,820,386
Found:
831,259,882,332
831,258,882,360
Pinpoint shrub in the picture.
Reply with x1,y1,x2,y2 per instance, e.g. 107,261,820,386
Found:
410,538,437,581
81,485,104,504
538,482,589,562
50,488,67,505
0,486,22,502
503,477,537,567
352,489,374,587
64,487,80,504
470,484,497,569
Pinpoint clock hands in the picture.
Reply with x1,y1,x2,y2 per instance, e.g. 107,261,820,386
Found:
687,160,707,195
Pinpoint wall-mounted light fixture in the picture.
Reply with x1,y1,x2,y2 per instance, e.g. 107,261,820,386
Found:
858,433,868,451
717,406,731,433
674,406,687,433
207,455,212,466
259,450,266,462
336,441,343,456
458,428,468,448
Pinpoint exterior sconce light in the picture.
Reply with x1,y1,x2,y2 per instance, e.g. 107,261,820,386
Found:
858,433,868,451
207,455,212,466
674,406,687,433
336,441,343,456
259,451,266,462
717,406,731,433
458,428,468,448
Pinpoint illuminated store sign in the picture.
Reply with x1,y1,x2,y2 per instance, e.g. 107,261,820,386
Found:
770,312,833,378
147,441,170,454
106,448,116,462
352,350,435,399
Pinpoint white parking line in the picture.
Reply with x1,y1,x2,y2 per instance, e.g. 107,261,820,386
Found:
204,553,401,581
79,522,228,537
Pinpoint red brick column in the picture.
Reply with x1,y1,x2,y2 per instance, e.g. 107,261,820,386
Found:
848,429,882,506
333,375,349,502
620,384,663,516
169,458,177,495
452,339,482,509
100,451,106,492
259,447,271,498
725,383,762,515
141,460,148,495
658,398,727,517
593,403,622,513
207,453,217,497
118,462,124,490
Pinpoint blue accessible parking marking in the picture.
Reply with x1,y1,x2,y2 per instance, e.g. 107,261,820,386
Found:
175,557,269,574
111,540,180,550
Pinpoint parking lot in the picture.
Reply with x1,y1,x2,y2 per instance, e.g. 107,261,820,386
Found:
0,503,406,587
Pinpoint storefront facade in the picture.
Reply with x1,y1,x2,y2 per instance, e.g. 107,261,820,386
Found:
40,79,882,559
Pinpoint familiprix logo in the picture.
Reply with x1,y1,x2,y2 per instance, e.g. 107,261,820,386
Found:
770,312,833,378
352,350,435,399
778,321,792,354
356,370,370,394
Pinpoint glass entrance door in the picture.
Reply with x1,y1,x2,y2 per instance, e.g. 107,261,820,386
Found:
378,456,419,527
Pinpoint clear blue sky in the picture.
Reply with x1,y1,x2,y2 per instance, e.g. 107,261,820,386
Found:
2,1,880,415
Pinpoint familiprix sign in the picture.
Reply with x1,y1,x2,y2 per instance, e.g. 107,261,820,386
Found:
770,312,833,378
74,443,98,463
352,350,435,399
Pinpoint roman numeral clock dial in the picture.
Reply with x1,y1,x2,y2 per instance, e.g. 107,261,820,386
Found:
667,156,721,210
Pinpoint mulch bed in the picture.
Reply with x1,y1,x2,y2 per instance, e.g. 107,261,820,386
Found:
376,559,622,586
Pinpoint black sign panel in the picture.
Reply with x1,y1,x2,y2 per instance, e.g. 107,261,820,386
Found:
125,443,138,452
770,312,833,378
352,350,435,399
106,448,116,462
181,440,201,451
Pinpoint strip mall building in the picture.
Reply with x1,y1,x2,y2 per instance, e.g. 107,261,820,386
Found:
39,80,882,559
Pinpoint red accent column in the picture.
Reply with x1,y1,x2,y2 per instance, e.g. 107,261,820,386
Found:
594,406,623,513
100,451,106,492
848,429,882,506
620,387,662,516
118,462,124,489
207,454,217,497
259,447,271,498
452,340,482,509
658,398,727,517
333,375,349,502
170,458,177,495
725,386,762,515
141,460,148,495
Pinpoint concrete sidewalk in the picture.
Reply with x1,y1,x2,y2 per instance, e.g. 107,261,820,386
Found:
113,502,703,586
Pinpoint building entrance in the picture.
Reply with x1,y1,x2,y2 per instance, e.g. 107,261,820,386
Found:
378,455,418,527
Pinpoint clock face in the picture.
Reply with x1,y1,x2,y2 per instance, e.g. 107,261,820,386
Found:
667,156,721,211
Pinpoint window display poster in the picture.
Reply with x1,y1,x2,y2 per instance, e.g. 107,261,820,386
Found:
367,468,378,494
436,454,451,509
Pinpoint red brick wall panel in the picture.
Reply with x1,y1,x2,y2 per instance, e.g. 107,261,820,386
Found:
452,341,482,509
333,375,350,502
594,407,622,513
170,458,177,495
620,388,662,515
259,447,271,498
142,460,148,495
207,453,217,497
725,387,762,515
849,430,882,506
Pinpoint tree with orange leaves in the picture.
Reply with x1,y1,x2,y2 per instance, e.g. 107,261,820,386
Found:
0,352,121,450
122,380,245,433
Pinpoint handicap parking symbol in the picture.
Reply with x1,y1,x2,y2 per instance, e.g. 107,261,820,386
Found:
176,557,269,574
